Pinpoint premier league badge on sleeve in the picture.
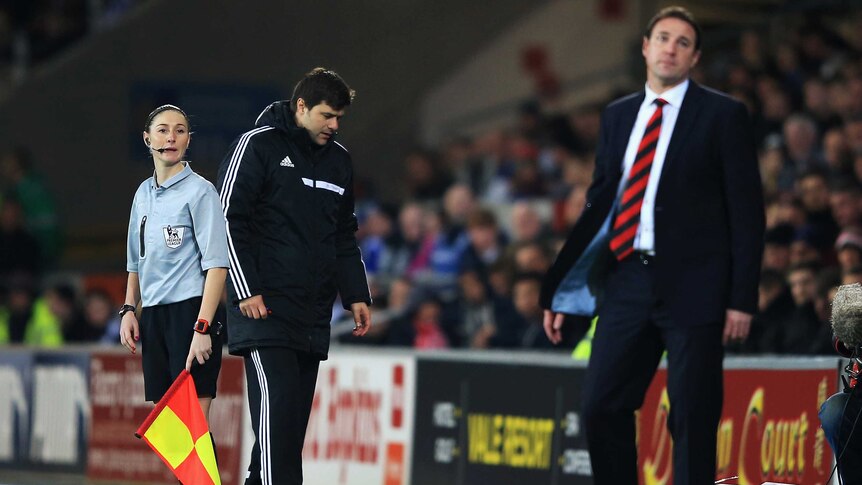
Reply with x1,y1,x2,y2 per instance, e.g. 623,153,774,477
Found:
163,225,184,249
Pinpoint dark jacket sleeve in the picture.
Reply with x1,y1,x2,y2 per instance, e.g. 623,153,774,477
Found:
540,107,614,309
335,158,372,309
218,136,266,303
720,101,765,314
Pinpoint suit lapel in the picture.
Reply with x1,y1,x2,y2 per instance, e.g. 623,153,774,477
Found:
613,92,645,179
660,81,703,179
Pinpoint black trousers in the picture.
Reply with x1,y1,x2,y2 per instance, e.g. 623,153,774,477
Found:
243,347,320,485
582,254,724,485
140,296,222,402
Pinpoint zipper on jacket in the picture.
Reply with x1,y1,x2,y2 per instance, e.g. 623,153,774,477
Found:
140,216,147,258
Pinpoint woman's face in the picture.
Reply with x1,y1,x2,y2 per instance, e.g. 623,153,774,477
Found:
144,110,190,165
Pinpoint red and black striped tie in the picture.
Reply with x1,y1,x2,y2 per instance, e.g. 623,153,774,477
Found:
609,98,667,261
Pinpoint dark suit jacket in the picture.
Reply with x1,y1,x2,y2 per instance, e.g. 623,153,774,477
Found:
541,81,764,327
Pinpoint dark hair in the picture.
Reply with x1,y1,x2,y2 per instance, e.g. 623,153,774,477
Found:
788,261,820,277
144,104,190,132
50,283,79,305
798,166,831,183
831,176,862,195
759,269,787,291
644,6,701,51
85,288,113,303
466,208,497,229
816,267,841,298
290,67,355,113
513,271,544,286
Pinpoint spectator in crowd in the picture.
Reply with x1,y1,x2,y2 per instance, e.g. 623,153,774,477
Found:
511,240,553,275
447,270,520,348
374,202,426,289
766,196,807,229
782,262,822,353
459,208,507,291
0,147,60,266
83,289,122,345
810,268,841,354
0,272,62,346
780,114,824,184
359,204,396,277
45,283,88,342
0,196,40,277
417,185,475,294
762,224,794,272
513,272,556,350
556,184,587,233
822,126,851,174
797,168,840,250
388,296,449,349
736,269,794,354
836,229,862,273
402,149,452,202
509,201,550,244
790,226,824,266
846,116,862,155
830,178,862,229
803,78,842,133
760,135,786,197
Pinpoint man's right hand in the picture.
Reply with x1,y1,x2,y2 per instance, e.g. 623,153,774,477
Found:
543,310,566,345
239,295,268,319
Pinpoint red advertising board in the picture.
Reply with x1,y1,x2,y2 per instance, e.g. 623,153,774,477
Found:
637,366,838,485
302,353,415,485
87,351,246,484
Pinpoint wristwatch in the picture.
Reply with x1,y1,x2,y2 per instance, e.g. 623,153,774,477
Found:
118,304,136,317
193,318,211,335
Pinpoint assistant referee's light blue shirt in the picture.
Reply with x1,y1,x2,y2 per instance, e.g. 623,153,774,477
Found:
126,162,229,307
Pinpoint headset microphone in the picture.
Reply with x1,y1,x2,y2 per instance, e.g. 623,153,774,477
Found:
144,139,169,153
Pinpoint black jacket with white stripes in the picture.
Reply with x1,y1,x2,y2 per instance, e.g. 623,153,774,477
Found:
217,100,371,359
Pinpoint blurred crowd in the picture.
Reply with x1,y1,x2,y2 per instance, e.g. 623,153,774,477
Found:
0,0,144,85
342,9,862,355
3,7,862,356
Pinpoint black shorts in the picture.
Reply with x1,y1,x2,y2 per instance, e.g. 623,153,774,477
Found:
140,296,222,402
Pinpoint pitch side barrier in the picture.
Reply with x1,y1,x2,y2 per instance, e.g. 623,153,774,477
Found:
0,347,841,485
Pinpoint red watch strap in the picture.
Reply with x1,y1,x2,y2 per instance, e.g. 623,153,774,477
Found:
194,318,210,334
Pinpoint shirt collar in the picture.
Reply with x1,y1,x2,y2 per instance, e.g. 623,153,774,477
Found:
644,78,689,109
151,162,193,189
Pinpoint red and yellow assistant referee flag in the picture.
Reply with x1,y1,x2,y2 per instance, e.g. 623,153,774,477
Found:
135,369,220,485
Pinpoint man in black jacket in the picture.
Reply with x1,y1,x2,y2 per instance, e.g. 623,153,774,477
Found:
218,67,372,485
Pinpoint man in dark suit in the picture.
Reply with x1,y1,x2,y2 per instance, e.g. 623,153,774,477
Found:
541,6,764,485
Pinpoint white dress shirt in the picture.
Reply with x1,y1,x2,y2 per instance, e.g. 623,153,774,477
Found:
617,79,689,254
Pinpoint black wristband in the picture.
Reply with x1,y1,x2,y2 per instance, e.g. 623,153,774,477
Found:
118,304,136,317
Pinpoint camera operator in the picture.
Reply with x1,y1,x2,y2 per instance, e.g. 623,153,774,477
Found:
820,283,862,482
